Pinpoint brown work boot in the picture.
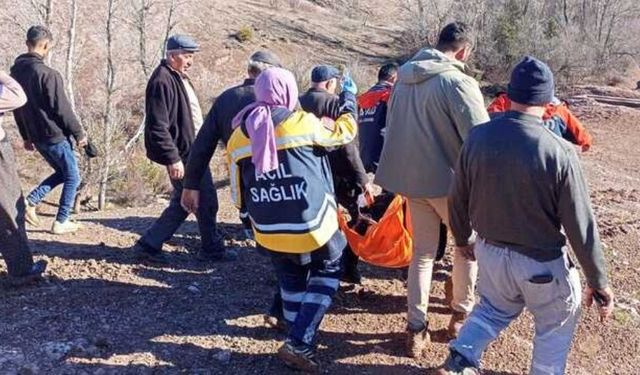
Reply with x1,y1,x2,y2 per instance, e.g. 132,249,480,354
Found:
277,339,319,373
447,311,469,339
406,323,430,358
24,201,41,226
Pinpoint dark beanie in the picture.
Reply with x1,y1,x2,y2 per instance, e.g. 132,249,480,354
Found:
507,56,554,106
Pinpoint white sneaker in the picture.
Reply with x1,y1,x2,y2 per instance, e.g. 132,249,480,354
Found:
51,219,83,235
24,201,40,226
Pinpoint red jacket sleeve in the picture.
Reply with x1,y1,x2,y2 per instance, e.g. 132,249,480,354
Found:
558,105,592,147
487,93,510,113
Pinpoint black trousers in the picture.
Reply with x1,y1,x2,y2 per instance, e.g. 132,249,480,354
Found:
335,180,361,274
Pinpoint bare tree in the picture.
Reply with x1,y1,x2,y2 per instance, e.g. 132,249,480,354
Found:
28,0,54,26
133,0,156,77
162,0,180,57
64,0,78,113
124,0,181,152
98,0,119,210
30,0,55,64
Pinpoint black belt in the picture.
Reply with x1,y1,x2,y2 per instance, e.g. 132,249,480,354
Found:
483,238,512,249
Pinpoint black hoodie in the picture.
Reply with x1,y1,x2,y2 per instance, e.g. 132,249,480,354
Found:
10,53,84,144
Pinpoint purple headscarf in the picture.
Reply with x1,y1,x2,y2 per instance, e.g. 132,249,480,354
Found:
232,67,298,175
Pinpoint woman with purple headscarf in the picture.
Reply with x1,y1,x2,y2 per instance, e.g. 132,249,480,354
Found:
227,67,359,372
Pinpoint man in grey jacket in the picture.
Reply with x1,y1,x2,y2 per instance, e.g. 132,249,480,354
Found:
437,56,613,375
375,22,489,357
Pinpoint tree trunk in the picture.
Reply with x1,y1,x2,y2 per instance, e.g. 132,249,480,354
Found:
98,0,117,211
162,0,178,57
45,0,54,65
65,0,78,113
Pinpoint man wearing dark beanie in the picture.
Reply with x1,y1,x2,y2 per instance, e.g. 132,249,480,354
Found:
437,56,614,374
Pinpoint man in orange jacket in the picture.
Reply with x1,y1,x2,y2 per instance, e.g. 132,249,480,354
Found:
357,63,398,173
488,93,592,152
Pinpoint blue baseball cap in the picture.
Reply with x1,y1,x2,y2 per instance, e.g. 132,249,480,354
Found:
166,34,200,53
311,65,341,83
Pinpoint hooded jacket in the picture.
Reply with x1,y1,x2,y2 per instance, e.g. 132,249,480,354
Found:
144,61,195,165
10,53,84,144
357,82,392,173
375,48,489,198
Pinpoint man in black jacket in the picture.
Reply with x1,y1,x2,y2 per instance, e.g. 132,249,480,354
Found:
299,65,369,284
181,50,282,231
11,26,86,235
137,34,235,263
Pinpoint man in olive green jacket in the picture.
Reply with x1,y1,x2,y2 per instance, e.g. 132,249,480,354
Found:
375,22,489,358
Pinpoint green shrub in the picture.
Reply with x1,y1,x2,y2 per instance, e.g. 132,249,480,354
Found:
236,26,254,43
111,153,171,207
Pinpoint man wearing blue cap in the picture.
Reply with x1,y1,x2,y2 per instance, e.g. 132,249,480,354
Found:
299,64,370,285
136,34,235,263
299,65,343,116
437,56,614,374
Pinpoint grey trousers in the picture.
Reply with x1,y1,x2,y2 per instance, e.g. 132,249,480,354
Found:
450,239,581,374
0,139,34,276
140,166,222,254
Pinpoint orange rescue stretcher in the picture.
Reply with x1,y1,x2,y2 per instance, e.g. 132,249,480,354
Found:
338,194,413,268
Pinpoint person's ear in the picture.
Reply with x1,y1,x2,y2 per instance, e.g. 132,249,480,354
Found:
454,48,466,61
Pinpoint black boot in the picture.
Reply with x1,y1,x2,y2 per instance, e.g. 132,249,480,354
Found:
340,245,362,284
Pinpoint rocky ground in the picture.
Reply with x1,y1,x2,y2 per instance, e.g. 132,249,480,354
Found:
1,98,639,374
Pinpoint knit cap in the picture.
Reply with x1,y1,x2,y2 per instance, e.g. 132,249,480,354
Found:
507,56,554,106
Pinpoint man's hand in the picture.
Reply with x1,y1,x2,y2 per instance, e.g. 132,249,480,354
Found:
24,140,34,151
167,161,184,180
584,286,615,323
456,243,476,261
77,136,88,148
357,183,375,208
181,188,199,214
341,74,358,95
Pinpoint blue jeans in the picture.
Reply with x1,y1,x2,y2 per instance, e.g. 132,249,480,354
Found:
140,167,222,254
270,239,343,347
450,239,581,375
27,139,81,222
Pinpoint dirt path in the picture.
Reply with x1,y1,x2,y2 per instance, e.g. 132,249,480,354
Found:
1,101,639,374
